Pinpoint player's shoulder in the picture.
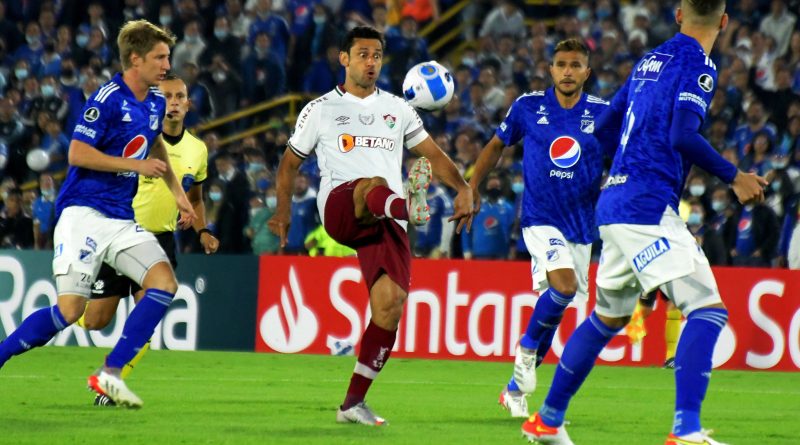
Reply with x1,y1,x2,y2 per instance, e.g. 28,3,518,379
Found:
148,86,166,102
183,130,208,154
88,78,123,106
585,93,610,108
515,90,546,103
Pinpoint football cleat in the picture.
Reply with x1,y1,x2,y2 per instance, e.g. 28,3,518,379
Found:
88,369,143,409
336,401,387,426
94,394,116,406
513,345,537,394
406,157,432,226
663,357,676,369
521,413,574,445
665,430,729,445
499,388,529,418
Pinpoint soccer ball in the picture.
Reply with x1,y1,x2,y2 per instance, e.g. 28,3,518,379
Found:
26,148,50,172
402,61,455,112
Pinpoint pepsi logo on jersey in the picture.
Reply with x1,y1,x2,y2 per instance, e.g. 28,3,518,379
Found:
123,135,149,160
337,134,396,153
549,136,580,179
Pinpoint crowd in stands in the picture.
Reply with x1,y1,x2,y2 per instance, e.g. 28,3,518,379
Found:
1,0,799,268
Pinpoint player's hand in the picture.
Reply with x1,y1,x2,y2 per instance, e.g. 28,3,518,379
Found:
470,184,482,215
176,196,197,230
199,231,219,254
450,186,474,234
137,159,168,177
268,211,291,247
731,171,768,205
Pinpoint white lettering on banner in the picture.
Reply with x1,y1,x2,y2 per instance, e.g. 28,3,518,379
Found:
260,266,318,353
468,292,505,356
0,256,25,336
746,280,785,369
508,293,537,355
158,285,199,350
790,310,800,367
445,272,468,355
326,267,364,350
405,290,441,353
713,324,736,368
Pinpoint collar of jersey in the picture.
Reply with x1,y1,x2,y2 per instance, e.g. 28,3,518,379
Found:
110,72,156,103
335,84,381,104
162,127,185,146
674,32,706,56
545,86,587,110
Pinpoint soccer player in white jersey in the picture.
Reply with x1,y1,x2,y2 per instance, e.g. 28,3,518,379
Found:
0,20,196,408
269,26,473,426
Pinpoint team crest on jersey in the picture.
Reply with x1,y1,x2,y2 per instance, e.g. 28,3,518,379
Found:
79,249,93,264
83,107,100,122
383,114,396,129
549,136,581,168
698,73,714,93
633,52,673,82
337,134,396,153
580,119,595,133
149,114,159,130
123,135,149,160
359,113,375,125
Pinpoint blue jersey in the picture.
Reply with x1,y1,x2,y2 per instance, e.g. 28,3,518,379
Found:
496,88,609,244
597,33,717,225
56,73,166,220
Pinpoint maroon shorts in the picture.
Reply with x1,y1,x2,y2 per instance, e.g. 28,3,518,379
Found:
324,179,411,293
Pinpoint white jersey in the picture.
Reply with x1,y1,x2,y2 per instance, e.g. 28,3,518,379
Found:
288,85,429,225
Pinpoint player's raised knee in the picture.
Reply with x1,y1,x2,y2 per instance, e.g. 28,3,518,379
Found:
56,299,88,325
142,262,178,294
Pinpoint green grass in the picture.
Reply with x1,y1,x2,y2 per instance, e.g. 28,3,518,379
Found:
1,347,798,444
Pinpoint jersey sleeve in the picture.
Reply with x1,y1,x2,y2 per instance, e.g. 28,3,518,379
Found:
495,96,525,146
288,99,322,159
401,100,429,149
673,58,717,121
196,140,209,184
71,93,116,148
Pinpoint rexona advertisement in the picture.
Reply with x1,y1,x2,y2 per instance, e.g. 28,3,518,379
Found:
256,256,800,371
0,251,258,352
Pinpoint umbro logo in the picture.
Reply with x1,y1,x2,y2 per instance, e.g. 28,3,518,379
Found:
537,116,549,125
122,112,132,122
335,115,350,126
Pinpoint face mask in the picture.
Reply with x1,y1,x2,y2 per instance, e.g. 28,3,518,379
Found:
711,200,726,213
159,15,172,26
597,78,612,90
220,168,235,182
771,159,788,170
255,48,268,58
313,15,326,25
214,29,228,40
41,85,55,98
250,207,261,218
213,70,227,83
209,191,222,202
15,68,29,80
687,212,702,225
76,34,89,48
41,188,55,200
596,8,611,20
266,196,277,209
511,182,524,194
26,36,40,47
486,188,502,200
689,184,706,197
576,8,591,21
771,180,782,192
185,35,199,44
461,57,476,67
247,162,265,173
257,178,270,191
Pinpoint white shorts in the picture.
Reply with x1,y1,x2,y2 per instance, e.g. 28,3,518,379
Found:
596,207,721,314
53,206,163,295
522,225,591,302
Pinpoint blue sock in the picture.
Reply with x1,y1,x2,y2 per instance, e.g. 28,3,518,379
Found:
105,289,174,369
539,312,621,427
520,288,573,355
507,376,520,392
0,306,68,367
672,308,728,437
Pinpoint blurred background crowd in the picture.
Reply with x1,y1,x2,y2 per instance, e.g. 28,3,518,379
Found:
0,0,799,268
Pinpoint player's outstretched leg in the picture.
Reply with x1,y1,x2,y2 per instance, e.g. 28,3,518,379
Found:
523,312,622,442
0,298,81,368
665,307,728,445
664,303,682,369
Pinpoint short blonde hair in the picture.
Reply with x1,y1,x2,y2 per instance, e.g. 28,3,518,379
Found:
117,20,176,70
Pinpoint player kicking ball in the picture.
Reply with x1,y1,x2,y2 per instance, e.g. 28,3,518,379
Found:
470,39,613,418
522,1,766,444
78,73,219,406
269,26,473,426
0,20,196,408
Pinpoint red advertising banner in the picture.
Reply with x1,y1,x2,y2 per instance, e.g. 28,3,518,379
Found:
255,256,800,371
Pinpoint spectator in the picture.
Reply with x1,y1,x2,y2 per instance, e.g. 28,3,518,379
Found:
0,3,23,54
199,16,241,73
31,173,56,249
478,64,505,114
759,0,797,58
246,188,281,255
479,0,525,41
686,199,727,266
401,0,440,25
740,131,775,177
750,66,800,131
285,173,317,254
461,175,514,259
214,153,251,253
303,44,343,94
413,179,454,258
204,54,241,120
172,20,207,80
0,188,34,249
241,32,286,105
726,201,779,268
182,62,215,126
386,15,430,87
82,2,113,42
0,96,30,182
732,100,778,157
248,0,290,63
12,21,44,75
225,0,253,41
81,26,112,67
38,112,69,172
29,75,68,124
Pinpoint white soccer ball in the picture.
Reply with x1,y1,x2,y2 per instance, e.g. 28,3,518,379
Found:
26,148,50,172
402,60,455,112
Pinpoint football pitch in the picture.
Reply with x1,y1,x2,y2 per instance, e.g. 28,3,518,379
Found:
0,348,797,444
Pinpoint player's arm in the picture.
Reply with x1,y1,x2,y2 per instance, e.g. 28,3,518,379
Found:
468,135,506,213
268,147,304,247
150,135,197,229
68,139,167,176
410,136,474,233
670,109,767,203
187,182,219,254
594,77,631,158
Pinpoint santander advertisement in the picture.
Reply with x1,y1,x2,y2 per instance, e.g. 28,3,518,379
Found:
255,256,800,371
